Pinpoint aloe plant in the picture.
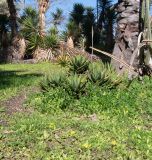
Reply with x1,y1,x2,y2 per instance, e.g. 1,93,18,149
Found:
40,71,66,91
67,74,87,97
105,64,122,88
57,54,70,67
69,55,90,74
88,62,108,85
88,62,122,88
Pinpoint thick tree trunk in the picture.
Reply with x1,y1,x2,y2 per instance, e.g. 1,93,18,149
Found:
6,0,17,38
38,0,49,36
6,0,26,61
112,0,140,74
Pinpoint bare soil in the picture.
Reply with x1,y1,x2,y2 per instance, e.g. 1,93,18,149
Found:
0,87,40,126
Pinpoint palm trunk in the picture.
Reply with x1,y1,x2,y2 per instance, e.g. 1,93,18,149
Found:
112,0,140,74
105,20,114,52
7,0,17,38
38,0,49,36
67,36,74,49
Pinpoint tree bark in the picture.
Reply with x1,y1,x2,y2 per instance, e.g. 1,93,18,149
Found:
38,0,49,36
112,0,140,74
6,0,18,38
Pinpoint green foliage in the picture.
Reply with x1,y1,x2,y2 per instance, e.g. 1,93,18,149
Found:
20,14,40,54
41,34,59,49
1,63,152,159
69,55,90,74
88,62,107,85
70,3,85,25
82,7,96,49
20,6,38,25
63,1,116,51
67,74,87,97
20,7,59,55
48,27,58,36
40,71,87,98
20,7,39,39
104,63,122,88
88,62,122,88
31,74,152,116
40,70,66,91
27,33,41,51
51,8,64,28
0,63,57,102
28,88,70,113
66,21,80,40
64,3,94,47
57,54,70,67
97,0,116,52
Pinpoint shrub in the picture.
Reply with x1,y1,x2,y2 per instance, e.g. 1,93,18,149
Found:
27,88,72,113
69,55,90,74
40,71,67,91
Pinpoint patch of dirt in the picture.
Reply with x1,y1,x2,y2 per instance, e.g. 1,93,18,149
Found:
4,87,40,115
0,87,40,126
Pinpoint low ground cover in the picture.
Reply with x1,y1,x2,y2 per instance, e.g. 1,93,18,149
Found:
0,62,152,159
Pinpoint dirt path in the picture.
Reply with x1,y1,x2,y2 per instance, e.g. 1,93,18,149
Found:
0,87,40,125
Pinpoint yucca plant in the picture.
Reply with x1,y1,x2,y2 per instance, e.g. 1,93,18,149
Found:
41,34,59,49
69,55,90,74
67,74,87,98
40,71,66,91
20,16,40,53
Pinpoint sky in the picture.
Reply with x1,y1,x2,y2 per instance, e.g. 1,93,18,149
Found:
24,0,97,17
22,0,117,30
24,0,97,15
22,0,97,30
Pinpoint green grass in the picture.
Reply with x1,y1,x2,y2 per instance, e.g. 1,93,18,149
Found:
0,63,59,102
0,63,152,159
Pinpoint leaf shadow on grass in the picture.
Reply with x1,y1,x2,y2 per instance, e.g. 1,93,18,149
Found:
0,70,43,90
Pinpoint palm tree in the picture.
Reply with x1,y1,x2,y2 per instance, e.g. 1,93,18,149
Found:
0,15,9,50
82,7,96,50
97,0,116,52
51,8,64,29
112,0,140,74
98,0,112,29
0,0,9,50
5,0,27,61
37,0,49,36
20,7,39,55
104,7,115,52
6,0,18,38
70,3,85,26
65,3,85,48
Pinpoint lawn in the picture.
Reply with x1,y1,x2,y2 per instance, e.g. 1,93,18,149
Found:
0,63,152,160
